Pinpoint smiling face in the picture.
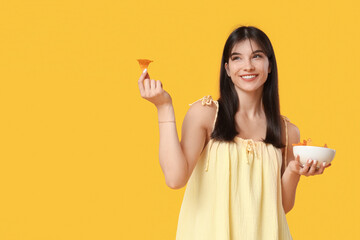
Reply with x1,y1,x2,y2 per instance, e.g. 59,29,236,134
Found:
225,39,271,94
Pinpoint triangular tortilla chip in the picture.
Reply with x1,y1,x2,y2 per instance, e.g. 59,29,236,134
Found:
137,59,153,71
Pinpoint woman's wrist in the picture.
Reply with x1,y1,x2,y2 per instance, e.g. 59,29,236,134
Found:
156,102,173,111
287,167,301,178
157,103,175,122
158,121,175,124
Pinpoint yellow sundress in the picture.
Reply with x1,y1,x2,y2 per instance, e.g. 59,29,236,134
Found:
176,95,293,240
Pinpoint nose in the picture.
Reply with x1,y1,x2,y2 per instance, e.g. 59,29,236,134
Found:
243,59,255,71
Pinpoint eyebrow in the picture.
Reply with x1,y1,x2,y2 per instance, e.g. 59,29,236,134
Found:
230,50,265,56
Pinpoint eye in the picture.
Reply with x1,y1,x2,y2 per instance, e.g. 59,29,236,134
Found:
253,54,262,58
231,56,240,61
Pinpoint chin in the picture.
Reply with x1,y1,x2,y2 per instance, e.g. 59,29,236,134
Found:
235,85,264,93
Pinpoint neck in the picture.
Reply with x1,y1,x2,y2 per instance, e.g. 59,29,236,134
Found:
235,87,264,119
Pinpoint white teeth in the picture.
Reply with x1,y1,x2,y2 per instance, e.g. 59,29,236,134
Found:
241,75,257,79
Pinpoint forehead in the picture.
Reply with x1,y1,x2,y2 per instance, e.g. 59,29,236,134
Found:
231,39,263,54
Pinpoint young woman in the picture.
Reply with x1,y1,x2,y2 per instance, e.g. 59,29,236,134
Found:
137,26,331,240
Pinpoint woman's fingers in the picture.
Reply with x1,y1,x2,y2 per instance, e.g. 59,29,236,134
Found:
295,154,332,176
317,162,326,174
144,78,150,93
138,69,161,97
138,68,162,98
308,160,318,175
150,79,156,90
317,162,332,174
138,71,146,95
137,70,171,107
155,80,164,95
156,80,163,90
299,159,313,175
301,160,331,176
138,69,151,96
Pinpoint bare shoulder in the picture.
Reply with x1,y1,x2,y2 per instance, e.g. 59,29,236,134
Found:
281,116,301,175
281,116,300,141
287,120,300,144
184,97,218,134
281,116,301,154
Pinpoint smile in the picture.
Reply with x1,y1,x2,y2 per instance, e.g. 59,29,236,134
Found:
240,74,258,81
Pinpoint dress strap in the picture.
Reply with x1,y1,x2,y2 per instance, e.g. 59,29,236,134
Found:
189,95,219,172
281,115,290,168
189,95,219,132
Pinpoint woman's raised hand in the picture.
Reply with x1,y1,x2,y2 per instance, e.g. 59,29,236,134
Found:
138,69,172,108
288,155,332,177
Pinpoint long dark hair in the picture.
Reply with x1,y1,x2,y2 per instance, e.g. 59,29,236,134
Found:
211,26,285,148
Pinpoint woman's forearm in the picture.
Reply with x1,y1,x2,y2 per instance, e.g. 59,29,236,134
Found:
281,167,301,214
157,104,188,189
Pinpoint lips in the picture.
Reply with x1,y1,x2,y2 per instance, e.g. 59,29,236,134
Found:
240,74,258,81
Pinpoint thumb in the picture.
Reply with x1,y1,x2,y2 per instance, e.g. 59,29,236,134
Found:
295,155,304,167
140,68,151,82
143,68,150,80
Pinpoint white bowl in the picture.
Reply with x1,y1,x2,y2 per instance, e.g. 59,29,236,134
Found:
293,146,336,168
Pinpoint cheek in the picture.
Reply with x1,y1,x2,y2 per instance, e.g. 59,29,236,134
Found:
229,65,240,75
263,65,269,73
263,61,270,72
254,62,269,74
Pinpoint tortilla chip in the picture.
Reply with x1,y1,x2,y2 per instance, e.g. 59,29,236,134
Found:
292,138,328,148
137,59,153,71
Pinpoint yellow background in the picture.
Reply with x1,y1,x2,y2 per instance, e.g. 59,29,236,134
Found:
0,0,359,239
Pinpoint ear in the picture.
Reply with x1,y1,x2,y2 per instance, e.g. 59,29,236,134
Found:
268,63,272,74
225,62,230,77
